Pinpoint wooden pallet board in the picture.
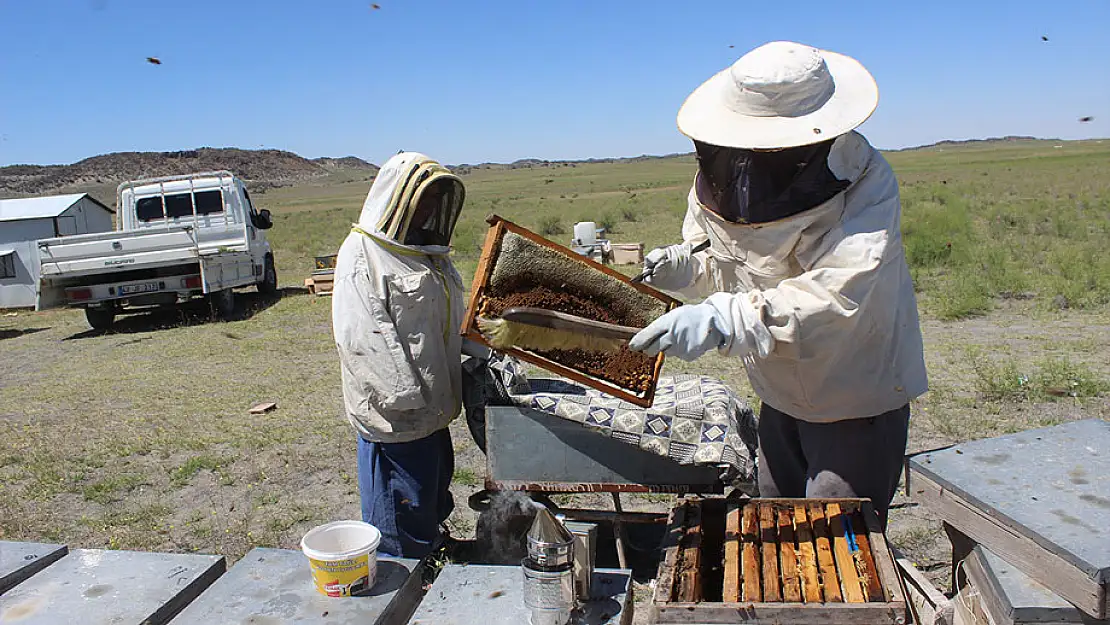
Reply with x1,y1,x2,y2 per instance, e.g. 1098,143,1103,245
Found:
652,497,906,625
794,505,823,603
741,502,762,602
809,502,843,603
723,502,742,603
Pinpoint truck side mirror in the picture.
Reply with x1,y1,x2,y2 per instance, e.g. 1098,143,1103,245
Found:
254,209,273,230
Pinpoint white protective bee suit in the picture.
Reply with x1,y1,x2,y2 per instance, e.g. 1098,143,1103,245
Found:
631,41,928,524
333,153,465,443
658,131,928,421
331,152,465,557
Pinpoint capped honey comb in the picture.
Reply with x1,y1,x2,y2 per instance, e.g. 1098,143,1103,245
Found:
462,216,679,407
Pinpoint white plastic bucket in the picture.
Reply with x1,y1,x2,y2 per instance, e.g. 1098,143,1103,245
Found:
573,221,597,246
301,520,382,597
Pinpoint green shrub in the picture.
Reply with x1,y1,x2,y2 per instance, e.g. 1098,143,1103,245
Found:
538,216,565,236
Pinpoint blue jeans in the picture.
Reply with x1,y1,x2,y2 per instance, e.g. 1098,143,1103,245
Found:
356,428,455,558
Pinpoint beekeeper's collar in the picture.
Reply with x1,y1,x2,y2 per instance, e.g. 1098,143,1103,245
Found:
356,152,465,256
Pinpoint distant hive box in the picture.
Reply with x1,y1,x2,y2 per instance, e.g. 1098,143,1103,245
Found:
610,242,645,266
650,497,907,625
314,254,338,272
462,215,679,407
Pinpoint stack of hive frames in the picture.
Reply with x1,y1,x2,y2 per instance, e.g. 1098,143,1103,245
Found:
651,497,908,625
462,216,679,407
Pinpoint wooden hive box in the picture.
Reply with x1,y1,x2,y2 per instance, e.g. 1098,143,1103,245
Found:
651,497,908,625
907,419,1109,620
462,215,679,407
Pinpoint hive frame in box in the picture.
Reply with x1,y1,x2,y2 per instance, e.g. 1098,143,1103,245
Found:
461,215,680,408
650,497,909,625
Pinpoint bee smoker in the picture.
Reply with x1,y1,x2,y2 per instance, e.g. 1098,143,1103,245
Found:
522,508,577,625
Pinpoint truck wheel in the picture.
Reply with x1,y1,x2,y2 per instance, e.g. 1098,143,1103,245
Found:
85,306,116,330
212,289,236,320
258,254,278,295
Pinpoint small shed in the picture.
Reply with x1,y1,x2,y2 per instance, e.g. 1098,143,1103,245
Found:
0,193,114,308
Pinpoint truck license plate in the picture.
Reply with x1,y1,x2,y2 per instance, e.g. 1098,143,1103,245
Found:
120,282,160,295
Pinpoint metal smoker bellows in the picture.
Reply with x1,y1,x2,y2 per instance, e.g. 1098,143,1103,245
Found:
522,508,577,625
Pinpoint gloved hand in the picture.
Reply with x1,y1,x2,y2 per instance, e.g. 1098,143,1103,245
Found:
628,301,729,361
641,242,696,291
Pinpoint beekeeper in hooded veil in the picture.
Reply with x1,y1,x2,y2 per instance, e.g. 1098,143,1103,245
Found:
630,42,928,525
332,152,466,557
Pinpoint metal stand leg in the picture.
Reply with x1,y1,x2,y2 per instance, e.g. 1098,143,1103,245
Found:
611,492,627,570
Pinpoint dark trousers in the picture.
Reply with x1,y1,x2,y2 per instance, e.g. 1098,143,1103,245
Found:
757,403,909,527
357,428,455,558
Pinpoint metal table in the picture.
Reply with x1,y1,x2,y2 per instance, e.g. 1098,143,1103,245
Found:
409,564,633,625
0,548,224,624
171,547,426,624
0,541,67,595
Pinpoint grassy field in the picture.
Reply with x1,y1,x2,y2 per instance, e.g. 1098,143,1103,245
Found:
1,139,1108,599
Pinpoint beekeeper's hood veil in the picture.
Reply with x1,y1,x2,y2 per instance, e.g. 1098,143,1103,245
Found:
357,152,465,255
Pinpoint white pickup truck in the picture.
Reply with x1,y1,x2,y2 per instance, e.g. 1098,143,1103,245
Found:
37,171,277,329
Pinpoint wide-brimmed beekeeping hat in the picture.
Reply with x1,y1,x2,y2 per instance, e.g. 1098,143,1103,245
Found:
677,41,878,150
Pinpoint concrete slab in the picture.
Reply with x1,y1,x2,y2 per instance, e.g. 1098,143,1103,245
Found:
0,542,67,595
0,548,224,624
170,548,425,625
410,564,632,625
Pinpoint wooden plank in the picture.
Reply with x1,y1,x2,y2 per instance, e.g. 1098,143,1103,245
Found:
759,503,782,602
909,468,1104,618
723,501,741,603
809,503,843,603
460,216,505,339
827,503,866,603
741,502,762,602
895,553,954,625
655,502,689,604
677,500,703,603
861,500,907,608
777,506,802,602
248,401,277,414
793,504,823,603
850,509,886,602
653,602,905,624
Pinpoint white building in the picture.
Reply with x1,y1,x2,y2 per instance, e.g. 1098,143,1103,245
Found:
0,193,114,308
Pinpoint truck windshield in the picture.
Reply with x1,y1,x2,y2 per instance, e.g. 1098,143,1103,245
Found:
136,190,223,221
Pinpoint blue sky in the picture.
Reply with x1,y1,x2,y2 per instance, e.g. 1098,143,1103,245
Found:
1,0,1107,167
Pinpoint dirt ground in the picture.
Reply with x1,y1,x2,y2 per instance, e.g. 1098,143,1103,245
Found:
1,295,1108,624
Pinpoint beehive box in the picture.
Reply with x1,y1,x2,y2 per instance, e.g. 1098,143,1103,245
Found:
462,215,679,407
610,242,646,265
651,497,907,625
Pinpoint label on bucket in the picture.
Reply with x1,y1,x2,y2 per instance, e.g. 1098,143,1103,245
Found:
308,554,372,597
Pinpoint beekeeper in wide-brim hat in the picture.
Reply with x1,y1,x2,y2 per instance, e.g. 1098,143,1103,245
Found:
631,41,927,527
676,40,879,149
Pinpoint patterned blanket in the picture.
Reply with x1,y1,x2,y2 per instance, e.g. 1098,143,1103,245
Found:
467,354,758,484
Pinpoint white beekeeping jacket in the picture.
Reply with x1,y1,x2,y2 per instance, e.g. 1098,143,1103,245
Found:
332,152,466,443
678,132,928,422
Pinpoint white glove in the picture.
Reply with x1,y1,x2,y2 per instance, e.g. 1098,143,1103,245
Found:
629,302,729,361
642,243,695,291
